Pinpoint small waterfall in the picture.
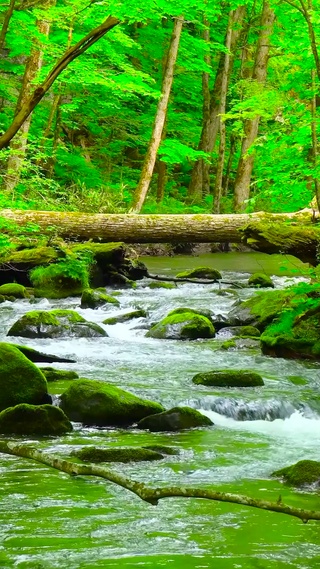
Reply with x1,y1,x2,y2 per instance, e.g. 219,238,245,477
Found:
186,396,317,421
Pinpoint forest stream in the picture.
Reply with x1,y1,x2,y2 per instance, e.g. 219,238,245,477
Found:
0,253,320,569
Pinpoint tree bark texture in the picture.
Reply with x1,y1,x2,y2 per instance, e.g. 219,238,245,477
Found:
233,0,275,211
188,6,247,200
0,0,15,50
5,1,53,191
0,15,120,150
1,441,320,522
130,16,184,213
0,209,317,247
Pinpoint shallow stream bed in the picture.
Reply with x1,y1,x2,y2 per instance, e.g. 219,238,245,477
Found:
0,253,319,569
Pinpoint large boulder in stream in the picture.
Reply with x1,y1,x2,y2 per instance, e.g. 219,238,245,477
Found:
272,460,320,487
0,403,72,435
7,309,107,339
0,343,48,411
137,406,213,432
146,308,215,340
59,379,165,426
192,369,264,387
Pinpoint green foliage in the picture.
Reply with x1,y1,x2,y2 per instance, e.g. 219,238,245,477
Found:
30,250,94,291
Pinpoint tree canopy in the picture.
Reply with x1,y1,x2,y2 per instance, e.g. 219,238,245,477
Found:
0,0,319,213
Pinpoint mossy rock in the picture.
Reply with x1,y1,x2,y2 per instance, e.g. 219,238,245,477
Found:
7,309,107,339
0,294,5,303
260,283,320,360
227,289,297,330
40,368,79,382
146,310,215,340
31,263,86,299
168,307,214,323
272,460,320,487
147,282,176,290
287,375,308,386
0,403,72,435
192,370,264,387
0,283,29,299
59,379,165,426
0,343,48,411
12,344,76,363
175,267,222,280
103,309,147,325
72,446,163,463
81,288,120,309
221,340,237,350
218,326,261,338
142,444,179,456
248,273,274,288
137,406,213,432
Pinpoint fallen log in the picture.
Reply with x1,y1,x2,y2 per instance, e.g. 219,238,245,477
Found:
0,440,319,522
0,209,317,244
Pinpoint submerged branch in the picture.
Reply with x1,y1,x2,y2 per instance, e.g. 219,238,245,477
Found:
0,441,319,522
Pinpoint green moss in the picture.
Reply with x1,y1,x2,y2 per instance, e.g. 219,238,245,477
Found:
175,267,222,280
8,309,107,339
59,379,165,426
272,460,320,487
0,283,28,298
147,282,176,289
221,340,236,350
0,403,72,435
103,309,147,325
0,246,58,266
287,375,308,385
146,310,215,340
137,406,213,431
81,288,120,309
142,444,179,455
72,446,163,463
192,370,264,387
40,368,79,382
260,283,320,359
0,343,48,411
248,273,274,288
72,242,124,261
238,326,261,338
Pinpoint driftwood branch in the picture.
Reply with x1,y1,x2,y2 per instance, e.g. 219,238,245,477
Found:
146,272,242,288
0,441,319,523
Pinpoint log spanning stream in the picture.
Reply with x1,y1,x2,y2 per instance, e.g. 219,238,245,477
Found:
0,253,320,569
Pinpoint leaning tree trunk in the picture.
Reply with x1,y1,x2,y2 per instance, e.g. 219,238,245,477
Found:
311,69,320,211
130,16,184,213
5,1,54,192
0,441,320,522
0,0,15,50
233,0,275,211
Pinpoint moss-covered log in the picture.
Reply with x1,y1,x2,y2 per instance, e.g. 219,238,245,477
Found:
241,221,320,265
0,209,318,246
0,441,320,522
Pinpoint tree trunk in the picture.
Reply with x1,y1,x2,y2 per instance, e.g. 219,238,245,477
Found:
188,6,247,200
0,208,317,251
0,15,120,150
233,0,275,211
130,16,184,213
5,1,54,191
156,160,167,202
213,9,235,213
311,69,320,210
0,0,15,50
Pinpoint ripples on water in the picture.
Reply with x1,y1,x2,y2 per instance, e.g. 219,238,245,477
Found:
0,262,320,568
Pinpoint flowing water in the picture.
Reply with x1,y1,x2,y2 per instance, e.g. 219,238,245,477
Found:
0,253,320,569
